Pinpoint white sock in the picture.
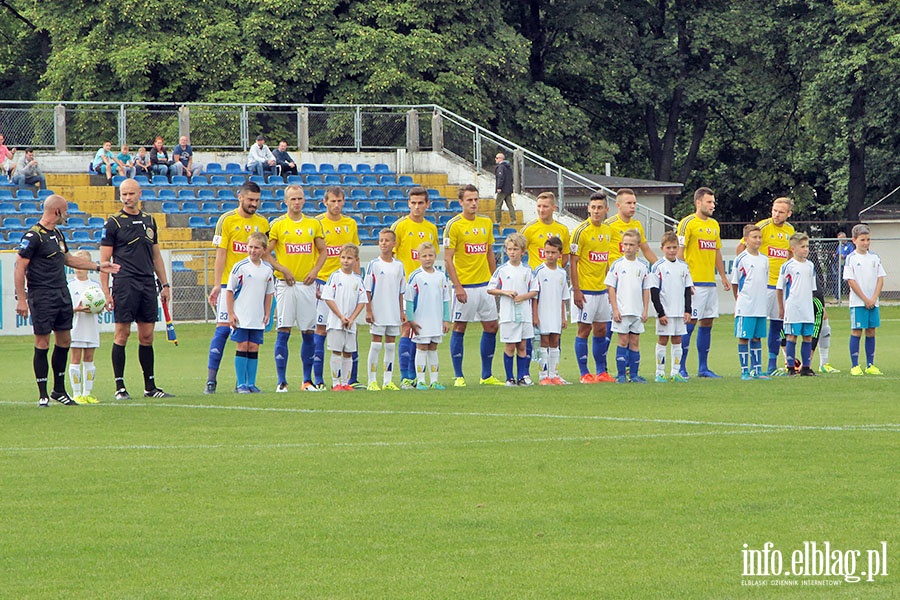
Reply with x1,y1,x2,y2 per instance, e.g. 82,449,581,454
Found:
549,348,560,379
341,356,352,385
656,344,666,376
540,346,550,380
671,345,683,377
383,342,395,386
428,350,440,384
331,354,342,388
367,342,382,384
69,364,82,396
83,361,96,395
819,319,831,365
415,351,427,385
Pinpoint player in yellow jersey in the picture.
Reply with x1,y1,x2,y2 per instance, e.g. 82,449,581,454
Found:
268,185,327,393
314,187,362,388
570,192,615,383
735,197,795,374
676,187,731,379
443,184,503,386
205,181,291,394
391,187,439,387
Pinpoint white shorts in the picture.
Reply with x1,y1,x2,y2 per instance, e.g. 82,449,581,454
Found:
655,316,688,337
574,292,612,324
326,329,358,353
452,285,499,323
275,280,318,331
766,288,781,320
611,315,645,334
71,341,100,349
315,282,329,328
216,285,230,323
690,286,719,320
499,321,534,344
370,324,401,337
411,334,443,346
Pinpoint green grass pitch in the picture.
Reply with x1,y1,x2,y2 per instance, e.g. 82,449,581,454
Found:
1,307,898,598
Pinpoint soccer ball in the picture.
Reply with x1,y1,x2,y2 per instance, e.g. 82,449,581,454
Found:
81,285,107,314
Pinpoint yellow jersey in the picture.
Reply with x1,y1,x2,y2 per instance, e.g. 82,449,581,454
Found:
212,210,270,284
676,214,721,285
391,215,439,276
604,215,646,264
740,219,794,287
442,214,495,286
520,218,571,269
268,213,325,281
570,219,612,292
316,213,360,281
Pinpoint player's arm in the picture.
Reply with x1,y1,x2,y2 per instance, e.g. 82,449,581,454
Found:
225,289,237,328
639,242,657,264
405,298,419,333
683,286,693,323
306,237,328,285
14,255,29,318
325,299,343,321
516,289,538,303
607,284,621,322
569,254,584,309
715,248,731,291
263,252,295,286
443,246,466,303
869,275,885,309
650,287,666,324
347,299,367,326
735,241,746,255
776,288,785,320
150,244,171,305
365,290,375,323
263,291,274,324
641,288,650,322
209,247,228,307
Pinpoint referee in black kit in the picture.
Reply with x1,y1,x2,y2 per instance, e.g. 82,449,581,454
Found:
15,195,120,407
100,178,174,400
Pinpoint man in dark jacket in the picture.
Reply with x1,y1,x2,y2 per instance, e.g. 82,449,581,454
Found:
494,152,515,225
273,140,298,178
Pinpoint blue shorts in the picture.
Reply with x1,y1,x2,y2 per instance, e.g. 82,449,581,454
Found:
850,306,880,330
230,328,264,344
734,316,767,340
785,322,815,337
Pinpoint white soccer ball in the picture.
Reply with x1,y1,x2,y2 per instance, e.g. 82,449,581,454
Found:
81,285,107,314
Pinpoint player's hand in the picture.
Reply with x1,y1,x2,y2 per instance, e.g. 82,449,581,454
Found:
15,298,28,319
721,278,731,292
455,286,468,304
410,321,421,334
400,312,407,324
160,285,171,305
533,318,540,329
228,313,239,328
442,321,451,334
365,310,374,324
208,286,221,308
561,320,568,330
659,315,668,326
302,272,317,286
105,292,115,312
641,311,648,323
683,312,691,324
779,310,785,320
573,290,585,310
341,315,351,327
612,309,622,323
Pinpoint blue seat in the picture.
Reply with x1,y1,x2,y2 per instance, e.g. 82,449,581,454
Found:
300,163,317,174
324,174,342,185
374,163,391,174
151,175,170,186
364,215,382,226
355,163,373,174
157,189,176,200
16,189,35,200
197,189,216,199
342,175,361,186
274,189,285,200
0,202,15,214
221,201,238,211
286,175,304,185
38,189,54,199
259,189,274,200
88,217,105,228
431,201,447,212
437,214,452,227
379,175,397,186
369,190,387,201
70,230,92,243
188,216,208,229
427,188,441,199
387,189,404,200
208,216,220,227
23,217,40,228
181,202,201,213
397,175,415,186
502,228,518,237
3,217,24,228
0,190,14,201
191,175,210,186
352,215,365,225
249,175,266,186
141,190,157,201
18,202,40,213
0,175,10,185
209,175,229,186
200,202,220,213
171,175,190,186
318,163,336,174
260,201,280,213
225,163,246,174
66,216,88,228
424,215,437,225
177,190,196,200
206,163,224,174
360,175,378,186
228,175,246,186
356,201,373,212
374,201,391,212
112,175,127,187
306,175,323,186
68,203,84,214
350,189,367,200
311,189,325,200
337,163,354,174
267,175,285,186
448,200,462,211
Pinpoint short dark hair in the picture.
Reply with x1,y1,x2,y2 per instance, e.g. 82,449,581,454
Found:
458,183,478,200
325,186,345,200
694,187,715,202
240,181,261,195
589,191,608,205
544,236,564,252
408,186,429,201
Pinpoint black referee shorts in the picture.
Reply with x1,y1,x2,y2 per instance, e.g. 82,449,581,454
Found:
27,287,74,336
112,277,159,324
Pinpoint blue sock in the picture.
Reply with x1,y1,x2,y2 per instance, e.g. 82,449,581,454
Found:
517,354,530,380
697,326,712,372
399,337,411,380
750,339,762,375
575,336,589,376
604,322,612,372
849,335,860,367
235,352,248,387
738,342,750,374
247,351,259,387
525,338,533,362
592,335,608,374
301,332,314,383
207,325,230,382
767,321,783,372
480,332,496,380
450,331,465,378
616,346,628,378
681,323,695,375
865,336,876,367
504,353,514,381
274,331,290,385
313,333,326,385
785,340,796,369
800,340,812,367
349,351,359,384
629,349,640,378
408,344,418,381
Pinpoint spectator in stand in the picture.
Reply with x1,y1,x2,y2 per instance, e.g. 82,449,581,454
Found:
0,134,16,177
92,141,123,184
117,144,136,179
494,152,515,225
134,146,152,178
150,136,177,180
247,135,277,178
273,140,298,178
172,135,203,181
12,148,47,190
